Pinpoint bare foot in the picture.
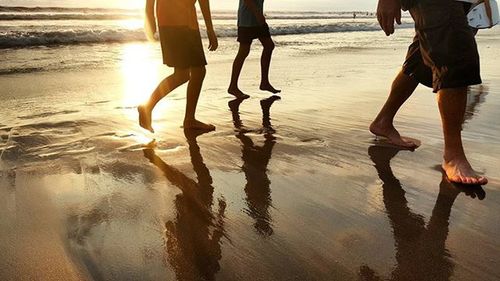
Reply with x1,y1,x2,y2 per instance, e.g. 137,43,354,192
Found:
442,157,488,185
138,105,154,133
183,119,216,131
369,121,419,149
260,83,281,94
228,87,250,99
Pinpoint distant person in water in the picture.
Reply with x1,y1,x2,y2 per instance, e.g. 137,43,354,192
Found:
138,0,218,133
228,0,281,99
371,0,488,185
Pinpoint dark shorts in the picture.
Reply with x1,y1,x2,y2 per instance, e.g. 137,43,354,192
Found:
159,26,207,68
401,0,481,92
237,25,271,43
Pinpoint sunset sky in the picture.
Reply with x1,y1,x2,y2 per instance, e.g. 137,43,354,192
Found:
0,0,376,11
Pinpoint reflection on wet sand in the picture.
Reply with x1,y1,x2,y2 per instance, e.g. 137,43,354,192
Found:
143,130,226,281
465,85,488,123
229,96,280,236
360,146,486,281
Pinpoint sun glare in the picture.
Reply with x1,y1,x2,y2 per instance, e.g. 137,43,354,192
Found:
118,19,143,30
121,0,144,10
120,42,181,135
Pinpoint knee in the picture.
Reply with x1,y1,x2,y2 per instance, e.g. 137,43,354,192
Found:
239,49,250,58
190,66,206,79
174,69,190,83
263,41,275,52
238,46,251,58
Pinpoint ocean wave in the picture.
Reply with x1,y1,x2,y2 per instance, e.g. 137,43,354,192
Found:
0,13,141,21
0,22,412,49
268,22,408,35
0,6,133,13
0,66,46,75
0,29,147,48
0,6,372,15
0,12,376,21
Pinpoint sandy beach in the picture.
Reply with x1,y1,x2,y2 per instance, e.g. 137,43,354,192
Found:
1,23,500,281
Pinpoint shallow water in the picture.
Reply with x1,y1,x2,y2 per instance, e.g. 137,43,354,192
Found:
1,27,500,280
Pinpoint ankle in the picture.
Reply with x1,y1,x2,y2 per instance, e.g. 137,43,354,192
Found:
443,152,467,164
139,104,151,111
371,117,394,127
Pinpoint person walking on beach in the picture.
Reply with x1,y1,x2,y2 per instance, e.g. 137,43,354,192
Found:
228,0,281,99
138,0,218,133
370,0,488,185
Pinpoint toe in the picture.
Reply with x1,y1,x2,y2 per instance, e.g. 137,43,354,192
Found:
472,177,482,185
464,177,473,185
405,141,416,148
478,176,488,185
454,176,464,184
471,177,479,185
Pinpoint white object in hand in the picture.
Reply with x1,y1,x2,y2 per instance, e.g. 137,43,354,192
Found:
467,0,500,28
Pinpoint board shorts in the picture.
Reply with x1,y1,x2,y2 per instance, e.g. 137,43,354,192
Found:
237,24,271,43
401,0,482,92
159,26,207,68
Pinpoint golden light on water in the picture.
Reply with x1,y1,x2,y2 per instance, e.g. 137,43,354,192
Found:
117,19,143,30
111,0,144,10
121,43,157,107
120,43,178,135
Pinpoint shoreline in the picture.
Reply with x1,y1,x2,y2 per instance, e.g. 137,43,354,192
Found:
1,29,500,281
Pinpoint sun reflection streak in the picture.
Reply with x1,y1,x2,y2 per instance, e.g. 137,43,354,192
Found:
120,43,173,133
117,19,143,30
130,131,156,145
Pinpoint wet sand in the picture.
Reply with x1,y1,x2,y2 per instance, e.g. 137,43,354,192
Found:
1,29,500,281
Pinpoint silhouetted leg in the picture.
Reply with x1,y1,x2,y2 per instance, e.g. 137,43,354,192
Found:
228,43,251,99
258,37,281,94
370,70,419,148
438,88,487,185
138,68,190,133
184,66,215,131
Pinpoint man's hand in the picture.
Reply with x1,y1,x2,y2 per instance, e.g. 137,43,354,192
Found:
207,29,218,51
484,0,494,28
377,0,402,36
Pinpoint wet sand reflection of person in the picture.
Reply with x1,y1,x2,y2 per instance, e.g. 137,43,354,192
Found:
359,146,486,281
464,84,488,123
229,96,280,236
143,130,226,281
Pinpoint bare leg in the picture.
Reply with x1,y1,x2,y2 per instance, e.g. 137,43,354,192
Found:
258,37,281,94
184,66,215,131
228,43,251,99
138,68,189,133
438,88,487,185
370,70,420,148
